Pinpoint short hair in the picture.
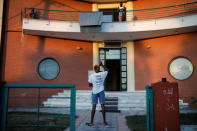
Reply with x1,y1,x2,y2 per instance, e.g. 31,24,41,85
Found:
94,65,99,71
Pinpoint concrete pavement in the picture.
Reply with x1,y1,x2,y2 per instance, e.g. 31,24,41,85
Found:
74,110,130,131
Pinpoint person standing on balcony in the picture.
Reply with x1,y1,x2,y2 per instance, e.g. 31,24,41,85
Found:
118,2,126,22
86,61,109,126
29,8,38,19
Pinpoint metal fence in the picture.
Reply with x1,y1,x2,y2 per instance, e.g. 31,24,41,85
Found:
22,1,197,22
1,84,76,131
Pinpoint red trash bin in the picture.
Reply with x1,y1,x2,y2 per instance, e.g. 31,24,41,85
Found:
151,78,180,131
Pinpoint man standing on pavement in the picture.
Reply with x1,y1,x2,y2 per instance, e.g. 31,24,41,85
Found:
86,61,108,126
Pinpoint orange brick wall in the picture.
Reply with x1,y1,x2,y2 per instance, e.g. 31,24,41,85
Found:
8,0,91,31
5,0,93,102
132,0,196,20
5,33,93,88
134,32,197,105
133,0,194,9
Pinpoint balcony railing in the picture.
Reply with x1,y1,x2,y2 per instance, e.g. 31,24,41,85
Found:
22,1,197,22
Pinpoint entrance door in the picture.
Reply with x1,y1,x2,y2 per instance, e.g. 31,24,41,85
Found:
99,48,127,91
105,60,120,91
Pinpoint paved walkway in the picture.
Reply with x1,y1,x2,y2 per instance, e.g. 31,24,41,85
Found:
75,111,130,131
8,108,197,131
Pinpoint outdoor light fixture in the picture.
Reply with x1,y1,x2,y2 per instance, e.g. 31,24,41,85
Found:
146,45,151,49
76,47,82,50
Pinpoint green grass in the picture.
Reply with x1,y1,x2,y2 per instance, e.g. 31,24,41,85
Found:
7,112,71,131
180,113,197,125
126,113,197,131
126,115,147,131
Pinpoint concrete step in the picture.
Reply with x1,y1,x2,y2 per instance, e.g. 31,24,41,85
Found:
105,96,119,112
106,101,118,105
43,90,189,111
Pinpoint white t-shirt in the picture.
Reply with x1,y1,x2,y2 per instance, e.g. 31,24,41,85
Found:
88,71,108,94
119,5,125,11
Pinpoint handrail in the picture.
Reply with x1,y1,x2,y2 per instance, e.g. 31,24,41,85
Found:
24,1,197,12
22,1,197,21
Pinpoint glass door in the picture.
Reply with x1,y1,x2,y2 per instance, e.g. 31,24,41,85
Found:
99,48,127,91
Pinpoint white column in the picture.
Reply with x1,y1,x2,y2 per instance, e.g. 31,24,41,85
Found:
126,1,135,91
92,3,98,11
93,42,99,66
126,1,134,22
92,3,99,66
0,0,4,44
127,41,135,92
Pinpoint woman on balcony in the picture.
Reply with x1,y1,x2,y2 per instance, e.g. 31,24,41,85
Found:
118,2,126,22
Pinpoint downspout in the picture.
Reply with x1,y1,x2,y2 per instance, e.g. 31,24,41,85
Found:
0,0,9,130
0,0,9,81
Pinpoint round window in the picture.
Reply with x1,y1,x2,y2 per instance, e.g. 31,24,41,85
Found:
168,57,193,80
38,58,60,80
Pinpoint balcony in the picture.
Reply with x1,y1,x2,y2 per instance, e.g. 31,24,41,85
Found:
78,0,128,3
22,1,197,42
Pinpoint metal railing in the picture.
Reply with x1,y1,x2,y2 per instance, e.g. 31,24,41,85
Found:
22,1,197,22
1,84,76,131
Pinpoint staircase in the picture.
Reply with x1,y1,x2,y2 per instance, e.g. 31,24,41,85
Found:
43,90,189,112
105,97,120,112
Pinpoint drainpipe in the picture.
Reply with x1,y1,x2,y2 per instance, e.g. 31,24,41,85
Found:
0,0,9,130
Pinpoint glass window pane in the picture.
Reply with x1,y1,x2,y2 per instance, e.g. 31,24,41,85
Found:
100,54,105,59
38,58,60,80
122,66,126,71
101,60,105,65
106,49,120,59
122,84,127,89
122,48,126,53
122,60,126,65
122,54,126,59
99,49,104,54
122,72,126,77
169,57,193,80
121,78,127,83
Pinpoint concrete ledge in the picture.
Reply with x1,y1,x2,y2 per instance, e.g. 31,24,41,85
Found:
181,125,197,131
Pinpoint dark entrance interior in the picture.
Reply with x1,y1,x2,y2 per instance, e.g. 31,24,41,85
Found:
105,60,120,91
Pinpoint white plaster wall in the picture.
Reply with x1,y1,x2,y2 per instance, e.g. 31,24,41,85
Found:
101,14,197,32
23,18,80,32
126,41,135,92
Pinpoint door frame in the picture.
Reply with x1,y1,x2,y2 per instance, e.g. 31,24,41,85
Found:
99,47,127,91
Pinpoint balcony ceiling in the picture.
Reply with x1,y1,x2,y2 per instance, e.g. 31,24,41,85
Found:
78,0,127,3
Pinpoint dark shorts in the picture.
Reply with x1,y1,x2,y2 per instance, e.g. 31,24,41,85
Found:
92,91,105,104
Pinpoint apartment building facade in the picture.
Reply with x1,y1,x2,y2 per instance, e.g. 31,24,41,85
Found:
1,0,197,109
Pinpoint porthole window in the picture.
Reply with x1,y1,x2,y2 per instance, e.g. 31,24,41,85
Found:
38,58,60,80
168,57,193,80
